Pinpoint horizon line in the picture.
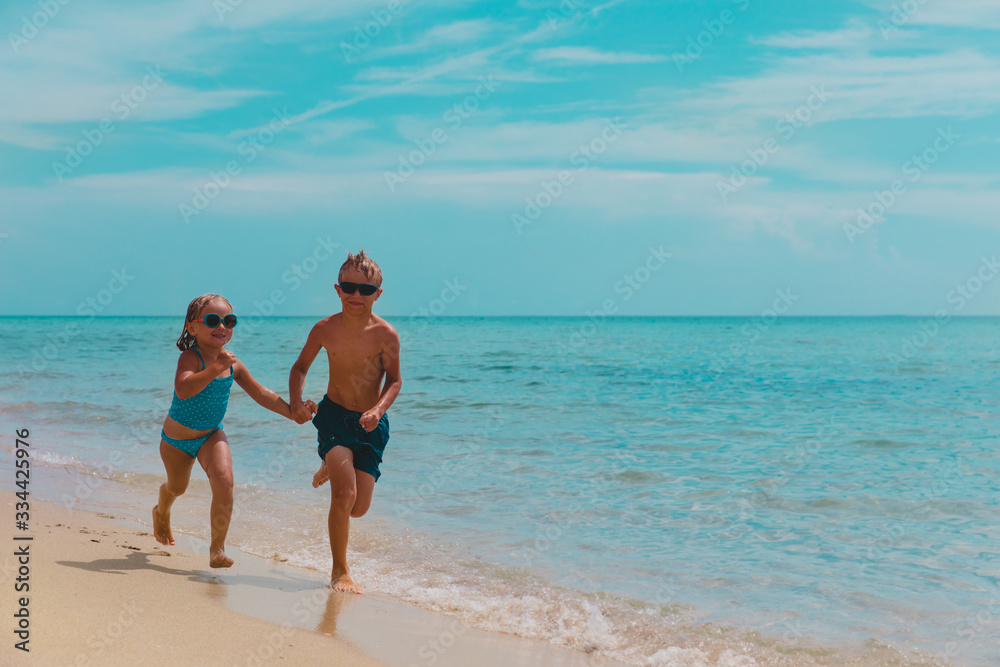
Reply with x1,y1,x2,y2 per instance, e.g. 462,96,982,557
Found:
0,314,995,319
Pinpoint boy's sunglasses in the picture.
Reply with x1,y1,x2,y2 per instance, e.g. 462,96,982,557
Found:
190,313,239,329
338,281,379,296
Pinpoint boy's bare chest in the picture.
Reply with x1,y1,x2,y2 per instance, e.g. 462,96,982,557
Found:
324,336,381,370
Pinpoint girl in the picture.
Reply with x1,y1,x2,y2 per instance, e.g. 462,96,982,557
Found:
152,293,315,568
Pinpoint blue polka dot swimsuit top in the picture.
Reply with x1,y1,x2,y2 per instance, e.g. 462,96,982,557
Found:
167,347,234,430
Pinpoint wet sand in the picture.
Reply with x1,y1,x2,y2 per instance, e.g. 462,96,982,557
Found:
0,499,621,666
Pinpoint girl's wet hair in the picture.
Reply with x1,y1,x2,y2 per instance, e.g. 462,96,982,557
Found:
176,293,232,351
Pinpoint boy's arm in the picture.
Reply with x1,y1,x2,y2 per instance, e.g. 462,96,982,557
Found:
289,323,324,421
359,331,402,432
232,361,294,420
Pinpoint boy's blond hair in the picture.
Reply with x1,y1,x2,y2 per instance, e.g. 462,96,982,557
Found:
338,249,383,286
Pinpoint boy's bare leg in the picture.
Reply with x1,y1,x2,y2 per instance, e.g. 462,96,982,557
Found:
326,446,363,593
198,431,235,568
154,439,196,546
351,469,376,519
312,461,329,488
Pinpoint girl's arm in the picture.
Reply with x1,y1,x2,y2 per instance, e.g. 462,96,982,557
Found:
174,349,237,399
233,361,295,420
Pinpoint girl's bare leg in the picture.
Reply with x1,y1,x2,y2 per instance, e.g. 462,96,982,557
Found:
154,439,196,546
197,430,234,568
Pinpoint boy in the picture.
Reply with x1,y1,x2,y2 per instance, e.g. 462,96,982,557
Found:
289,250,402,594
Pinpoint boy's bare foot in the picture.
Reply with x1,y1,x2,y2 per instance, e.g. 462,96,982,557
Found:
152,505,175,546
312,463,329,488
210,548,234,568
330,571,363,594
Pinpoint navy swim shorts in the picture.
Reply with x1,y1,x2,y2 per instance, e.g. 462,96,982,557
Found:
312,395,389,482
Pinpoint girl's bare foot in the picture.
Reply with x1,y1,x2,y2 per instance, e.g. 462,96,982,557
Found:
330,570,362,594
312,463,329,488
152,505,175,546
210,548,234,568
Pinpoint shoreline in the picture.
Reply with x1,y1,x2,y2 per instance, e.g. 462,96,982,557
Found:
0,443,966,667
1,499,624,667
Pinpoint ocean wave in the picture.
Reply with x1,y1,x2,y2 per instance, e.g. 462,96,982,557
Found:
235,521,949,667
32,450,79,466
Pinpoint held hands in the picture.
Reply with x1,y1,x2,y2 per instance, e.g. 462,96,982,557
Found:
359,407,383,432
291,399,318,424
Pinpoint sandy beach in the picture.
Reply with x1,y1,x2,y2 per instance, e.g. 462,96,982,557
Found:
2,0,996,663
0,499,622,667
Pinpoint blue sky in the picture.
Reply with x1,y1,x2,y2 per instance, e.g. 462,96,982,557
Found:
1,0,999,316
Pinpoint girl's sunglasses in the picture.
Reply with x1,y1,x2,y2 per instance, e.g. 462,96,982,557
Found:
190,313,239,329
338,281,379,296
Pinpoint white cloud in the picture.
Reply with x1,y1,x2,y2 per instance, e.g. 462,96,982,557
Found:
589,0,635,17
0,0,267,146
886,186,1000,227
866,0,1000,30
0,75,262,150
0,0,486,148
200,0,447,30
673,49,1000,124
297,119,376,145
390,119,741,166
373,19,497,57
354,47,500,84
533,46,665,65
754,22,874,50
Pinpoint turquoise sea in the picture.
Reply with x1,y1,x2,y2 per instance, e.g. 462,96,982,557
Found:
1,316,998,666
